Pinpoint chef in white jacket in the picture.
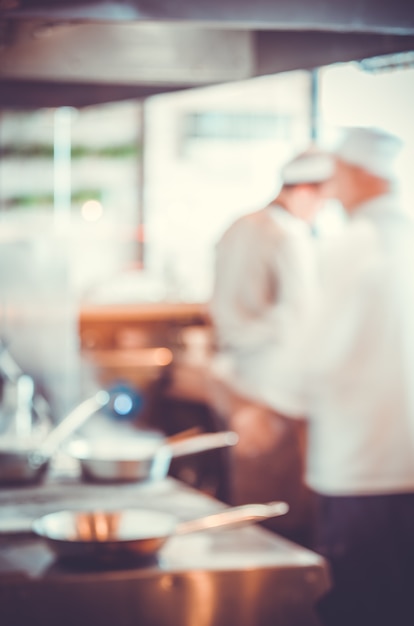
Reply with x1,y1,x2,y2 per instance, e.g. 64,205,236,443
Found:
208,148,333,544
210,148,333,393
237,127,414,626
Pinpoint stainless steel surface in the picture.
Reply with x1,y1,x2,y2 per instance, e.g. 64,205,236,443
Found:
1,2,414,108
0,477,330,626
0,391,109,485
31,501,289,562
0,442,50,485
1,0,413,34
67,430,238,483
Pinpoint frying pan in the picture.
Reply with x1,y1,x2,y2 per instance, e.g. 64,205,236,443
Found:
65,430,239,483
0,391,109,485
32,501,289,562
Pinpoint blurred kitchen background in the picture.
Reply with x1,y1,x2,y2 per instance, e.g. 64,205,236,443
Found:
1,56,413,422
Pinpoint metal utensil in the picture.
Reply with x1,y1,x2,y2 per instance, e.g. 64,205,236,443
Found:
66,430,239,483
0,391,109,485
32,501,289,562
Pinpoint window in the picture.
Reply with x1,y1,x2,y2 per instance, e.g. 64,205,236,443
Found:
183,111,292,141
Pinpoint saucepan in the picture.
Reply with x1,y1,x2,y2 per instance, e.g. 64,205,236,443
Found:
65,430,239,483
32,501,289,562
0,391,109,485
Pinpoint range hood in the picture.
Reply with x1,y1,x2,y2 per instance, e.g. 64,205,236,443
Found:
0,0,413,107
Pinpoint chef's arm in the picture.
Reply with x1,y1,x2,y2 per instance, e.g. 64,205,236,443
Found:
209,226,280,350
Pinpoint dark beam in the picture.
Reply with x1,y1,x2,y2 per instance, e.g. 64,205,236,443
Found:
0,79,194,108
1,0,414,35
255,31,414,75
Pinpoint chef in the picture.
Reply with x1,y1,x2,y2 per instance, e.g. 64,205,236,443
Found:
210,147,334,395
235,127,414,626
208,148,333,543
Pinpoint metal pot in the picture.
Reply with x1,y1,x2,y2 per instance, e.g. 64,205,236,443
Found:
0,391,109,485
66,430,238,483
32,501,289,562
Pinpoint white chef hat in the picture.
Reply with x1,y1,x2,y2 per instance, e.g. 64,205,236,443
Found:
281,147,334,186
335,126,403,180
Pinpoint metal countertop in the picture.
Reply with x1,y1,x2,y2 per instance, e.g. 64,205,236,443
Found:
0,476,330,626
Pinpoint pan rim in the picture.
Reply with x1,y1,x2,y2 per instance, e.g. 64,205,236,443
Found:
32,508,178,543
65,439,165,462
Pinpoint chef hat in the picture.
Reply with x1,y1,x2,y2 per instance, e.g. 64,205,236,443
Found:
281,147,334,186
335,127,403,180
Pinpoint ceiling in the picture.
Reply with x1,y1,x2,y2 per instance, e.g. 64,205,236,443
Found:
1,0,414,107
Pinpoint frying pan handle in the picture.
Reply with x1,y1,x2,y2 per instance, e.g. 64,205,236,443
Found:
165,431,239,458
33,391,110,461
174,501,289,535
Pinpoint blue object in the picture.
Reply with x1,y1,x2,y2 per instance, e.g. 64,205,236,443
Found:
104,383,144,421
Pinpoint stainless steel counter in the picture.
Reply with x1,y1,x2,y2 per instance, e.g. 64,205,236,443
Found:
0,477,330,626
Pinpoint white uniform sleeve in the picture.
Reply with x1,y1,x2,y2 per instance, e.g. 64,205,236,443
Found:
210,215,317,353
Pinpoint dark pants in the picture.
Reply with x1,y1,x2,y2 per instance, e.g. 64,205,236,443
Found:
313,492,414,626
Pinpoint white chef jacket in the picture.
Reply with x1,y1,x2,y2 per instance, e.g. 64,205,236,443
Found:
210,204,317,391
241,192,414,496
